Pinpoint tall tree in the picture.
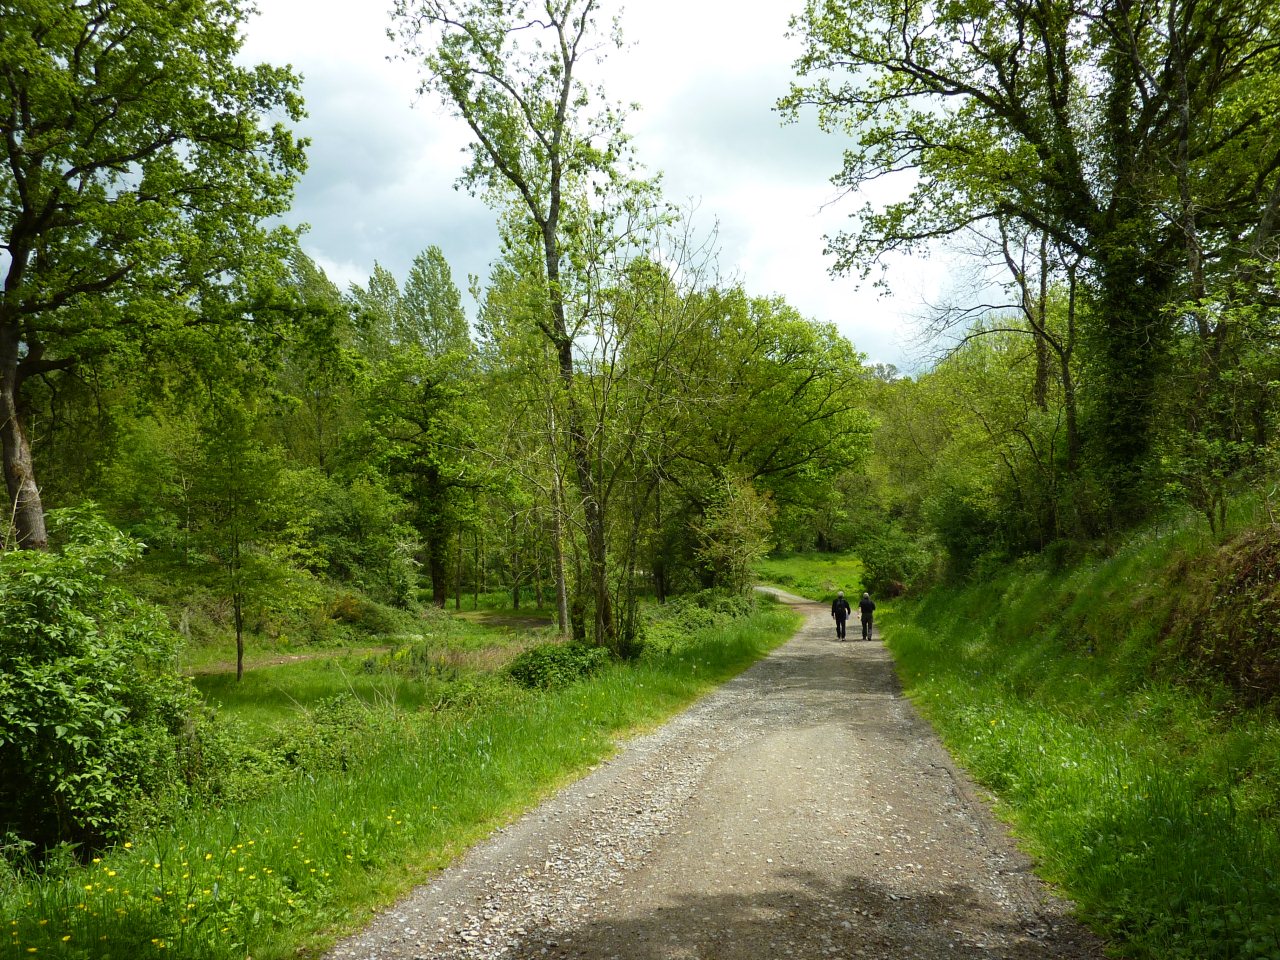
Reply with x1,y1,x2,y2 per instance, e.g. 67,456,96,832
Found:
0,0,306,547
402,246,472,355
393,0,642,648
190,393,281,681
351,251,485,606
782,0,1280,521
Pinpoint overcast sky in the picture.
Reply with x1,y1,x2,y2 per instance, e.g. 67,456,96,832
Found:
240,0,948,369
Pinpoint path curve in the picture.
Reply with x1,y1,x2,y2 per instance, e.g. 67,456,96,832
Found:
326,597,1104,959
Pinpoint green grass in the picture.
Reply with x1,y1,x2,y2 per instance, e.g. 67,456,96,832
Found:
184,604,550,735
888,511,1280,960
430,588,557,613
2,602,801,960
754,550,863,601
192,656,440,739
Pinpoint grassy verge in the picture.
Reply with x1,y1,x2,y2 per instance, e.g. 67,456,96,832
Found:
888,514,1280,959
755,551,863,601
3,602,800,960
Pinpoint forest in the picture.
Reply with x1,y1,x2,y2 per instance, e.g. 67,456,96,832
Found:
3,0,1280,958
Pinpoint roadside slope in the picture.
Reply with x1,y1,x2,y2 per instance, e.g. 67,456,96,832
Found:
327,597,1103,960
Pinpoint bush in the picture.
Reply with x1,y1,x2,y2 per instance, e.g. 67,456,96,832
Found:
0,508,201,859
643,589,758,652
1181,526,1280,705
858,521,935,594
324,592,419,636
506,642,611,689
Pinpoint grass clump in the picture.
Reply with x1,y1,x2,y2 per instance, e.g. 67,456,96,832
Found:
890,511,1280,960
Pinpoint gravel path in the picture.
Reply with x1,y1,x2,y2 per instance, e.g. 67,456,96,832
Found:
326,593,1105,960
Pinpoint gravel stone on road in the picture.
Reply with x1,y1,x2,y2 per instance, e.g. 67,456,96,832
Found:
326,591,1105,960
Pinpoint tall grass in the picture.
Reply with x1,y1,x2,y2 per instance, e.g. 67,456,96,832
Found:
2,604,800,960
890,515,1280,960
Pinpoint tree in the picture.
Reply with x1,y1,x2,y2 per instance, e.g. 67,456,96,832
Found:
365,344,486,607
0,508,200,854
189,393,283,681
782,0,1280,521
0,0,306,547
658,290,874,547
350,252,486,607
695,477,776,594
402,246,473,355
476,259,574,630
393,0,640,648
273,248,364,476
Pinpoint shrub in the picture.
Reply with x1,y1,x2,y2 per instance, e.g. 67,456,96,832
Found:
1181,526,1280,705
323,592,420,637
0,508,201,859
643,589,758,652
858,521,935,594
506,642,611,689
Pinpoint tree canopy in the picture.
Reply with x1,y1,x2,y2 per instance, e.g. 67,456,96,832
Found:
782,0,1280,520
0,0,307,546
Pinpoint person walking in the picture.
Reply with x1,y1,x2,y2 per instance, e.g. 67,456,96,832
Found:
859,591,876,641
831,590,852,641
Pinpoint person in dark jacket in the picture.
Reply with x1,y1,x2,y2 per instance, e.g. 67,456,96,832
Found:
831,590,852,640
859,591,876,641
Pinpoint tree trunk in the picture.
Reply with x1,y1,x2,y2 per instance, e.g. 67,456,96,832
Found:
1062,267,1081,474
234,590,245,682
509,514,522,610
1092,20,1172,518
1033,233,1050,412
653,479,666,604
454,531,463,611
552,479,569,634
428,526,449,607
553,357,613,646
0,349,46,549
231,520,245,681
541,192,614,647
581,493,613,647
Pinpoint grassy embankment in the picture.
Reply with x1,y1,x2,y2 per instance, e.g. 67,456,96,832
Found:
888,502,1280,960
755,551,864,602
3,598,801,960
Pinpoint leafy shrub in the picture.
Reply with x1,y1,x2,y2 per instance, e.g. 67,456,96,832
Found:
858,521,936,594
1181,526,1280,705
507,642,611,689
428,673,516,712
644,589,758,652
322,592,420,638
184,693,417,806
0,508,201,858
694,477,776,592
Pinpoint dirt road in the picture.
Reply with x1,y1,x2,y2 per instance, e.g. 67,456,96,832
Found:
326,593,1105,960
